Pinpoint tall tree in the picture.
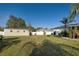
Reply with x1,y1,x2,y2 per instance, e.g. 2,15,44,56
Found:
6,15,27,29
60,17,73,37
60,17,69,29
28,23,36,36
69,4,79,21
69,4,79,38
6,15,17,28
28,23,36,32
18,18,27,29
28,23,32,36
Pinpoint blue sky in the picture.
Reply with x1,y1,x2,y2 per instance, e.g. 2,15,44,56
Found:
0,3,78,28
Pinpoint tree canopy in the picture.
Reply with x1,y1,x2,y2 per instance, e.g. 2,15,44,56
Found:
28,23,36,32
69,4,79,22
6,15,27,29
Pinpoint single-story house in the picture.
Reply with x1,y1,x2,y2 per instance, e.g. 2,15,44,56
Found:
0,28,63,36
32,28,63,36
4,29,29,36
32,31,44,35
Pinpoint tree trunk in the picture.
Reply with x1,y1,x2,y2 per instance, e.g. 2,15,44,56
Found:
29,32,32,36
72,31,75,39
64,24,67,37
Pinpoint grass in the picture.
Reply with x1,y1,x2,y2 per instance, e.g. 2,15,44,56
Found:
0,35,79,56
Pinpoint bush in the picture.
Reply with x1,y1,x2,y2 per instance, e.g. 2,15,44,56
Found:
47,35,51,37
0,35,3,50
59,30,69,37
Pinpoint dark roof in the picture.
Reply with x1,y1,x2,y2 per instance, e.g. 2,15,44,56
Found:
68,23,79,27
54,26,65,29
54,23,79,29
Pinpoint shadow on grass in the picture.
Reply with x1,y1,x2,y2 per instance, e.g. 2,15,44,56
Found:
16,41,37,56
0,37,21,52
19,41,36,52
60,44,79,51
30,40,72,56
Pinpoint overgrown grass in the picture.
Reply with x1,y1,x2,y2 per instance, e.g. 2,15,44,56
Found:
0,36,79,56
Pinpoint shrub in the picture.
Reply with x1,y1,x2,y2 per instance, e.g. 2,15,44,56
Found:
59,30,69,37
0,35,3,51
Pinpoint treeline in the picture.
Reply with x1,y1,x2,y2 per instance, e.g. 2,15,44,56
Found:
0,15,48,32
6,15,36,32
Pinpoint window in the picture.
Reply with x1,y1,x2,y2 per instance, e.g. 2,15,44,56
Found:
10,30,13,32
23,30,25,32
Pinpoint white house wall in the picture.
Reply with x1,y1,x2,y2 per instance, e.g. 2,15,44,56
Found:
3,28,63,36
36,31,44,35
0,31,4,35
32,32,36,35
4,29,29,36
32,29,63,36
32,31,44,35
32,31,53,35
45,31,52,35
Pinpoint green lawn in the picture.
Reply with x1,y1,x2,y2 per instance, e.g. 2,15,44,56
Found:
0,35,79,56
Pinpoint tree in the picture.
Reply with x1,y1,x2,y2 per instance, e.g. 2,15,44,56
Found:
6,15,27,29
28,23,36,36
18,18,27,29
6,15,17,28
60,17,73,37
69,4,79,21
28,23,36,32
60,17,69,30
68,4,79,39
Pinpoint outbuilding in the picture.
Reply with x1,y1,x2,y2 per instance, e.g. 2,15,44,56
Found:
4,29,29,36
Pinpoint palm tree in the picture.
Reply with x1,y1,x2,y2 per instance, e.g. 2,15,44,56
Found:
60,17,69,37
69,4,79,21
60,17,69,29
60,17,74,37
69,4,79,38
